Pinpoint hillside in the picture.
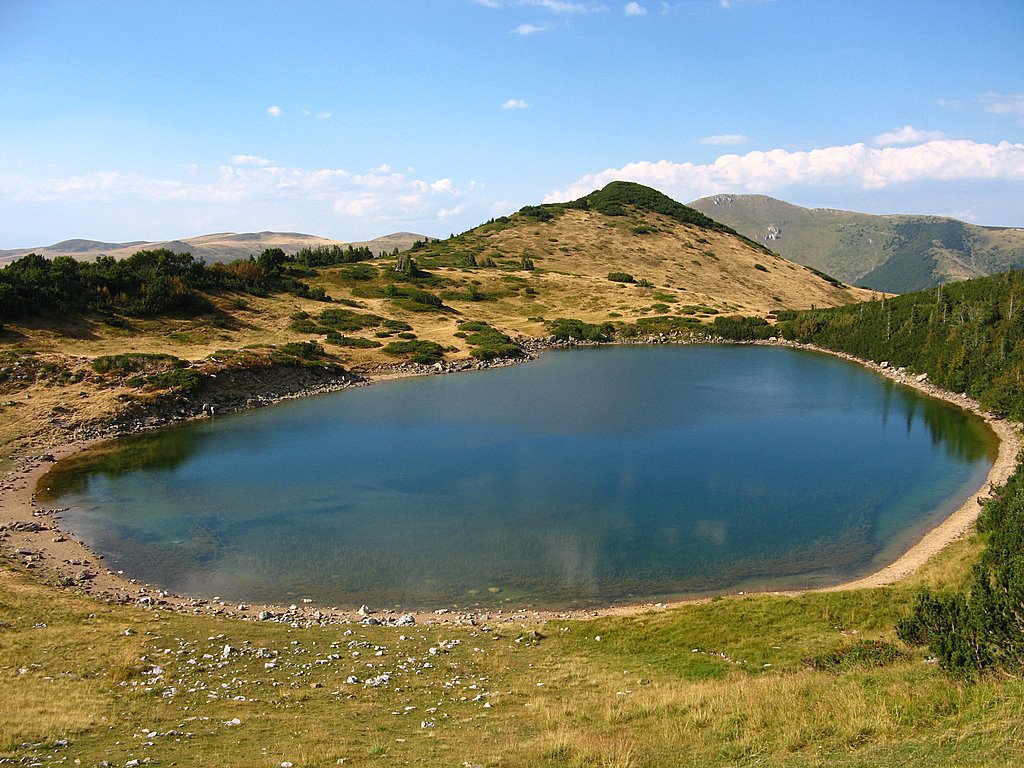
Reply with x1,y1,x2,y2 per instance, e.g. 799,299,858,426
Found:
689,194,1024,293
0,230,426,265
406,181,872,330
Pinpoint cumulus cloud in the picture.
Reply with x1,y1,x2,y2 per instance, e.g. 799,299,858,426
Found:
624,2,647,15
544,139,1024,203
873,125,945,146
501,98,530,109
697,133,749,146
266,105,283,117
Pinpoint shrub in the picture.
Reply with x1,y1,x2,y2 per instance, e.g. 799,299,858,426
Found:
547,318,614,342
91,353,186,374
145,368,202,393
382,340,445,364
608,272,636,283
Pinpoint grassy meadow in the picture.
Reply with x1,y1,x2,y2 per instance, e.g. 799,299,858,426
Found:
3,526,1023,766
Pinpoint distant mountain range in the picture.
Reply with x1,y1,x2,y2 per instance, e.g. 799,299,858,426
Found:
688,194,1024,293
0,231,427,266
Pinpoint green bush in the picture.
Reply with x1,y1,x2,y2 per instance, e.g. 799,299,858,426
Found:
458,321,521,360
324,331,383,349
711,315,777,341
90,353,186,374
547,318,614,342
145,368,202,393
608,272,635,283
382,340,446,364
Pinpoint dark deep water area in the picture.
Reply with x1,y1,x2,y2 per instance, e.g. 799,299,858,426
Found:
40,346,996,610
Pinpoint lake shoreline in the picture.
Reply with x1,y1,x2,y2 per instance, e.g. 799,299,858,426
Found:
1,338,1019,627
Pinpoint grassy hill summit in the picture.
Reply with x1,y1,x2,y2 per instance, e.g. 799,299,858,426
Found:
408,181,872,332
689,193,1024,294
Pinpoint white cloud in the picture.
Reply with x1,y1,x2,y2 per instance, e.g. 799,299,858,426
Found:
501,98,530,109
544,139,1024,203
0,164,467,229
873,126,945,146
697,133,749,146
624,2,647,15
266,105,283,117
230,154,271,167
979,92,1024,121
513,22,549,34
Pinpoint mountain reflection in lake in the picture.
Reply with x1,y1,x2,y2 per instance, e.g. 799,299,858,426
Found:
40,346,996,610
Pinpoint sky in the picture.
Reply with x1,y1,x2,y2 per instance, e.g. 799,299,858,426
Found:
1,0,1022,248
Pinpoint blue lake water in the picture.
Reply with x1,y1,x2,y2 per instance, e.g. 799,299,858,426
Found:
40,345,997,610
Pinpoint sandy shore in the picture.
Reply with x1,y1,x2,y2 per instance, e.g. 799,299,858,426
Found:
0,341,1019,627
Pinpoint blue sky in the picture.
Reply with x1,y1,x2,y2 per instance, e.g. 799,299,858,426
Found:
1,0,1022,247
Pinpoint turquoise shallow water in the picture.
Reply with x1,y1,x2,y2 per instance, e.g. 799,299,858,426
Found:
41,345,996,610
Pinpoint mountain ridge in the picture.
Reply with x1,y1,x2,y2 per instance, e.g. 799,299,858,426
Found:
0,230,427,266
688,193,1024,293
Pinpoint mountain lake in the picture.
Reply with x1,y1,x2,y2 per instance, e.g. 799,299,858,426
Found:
38,345,997,610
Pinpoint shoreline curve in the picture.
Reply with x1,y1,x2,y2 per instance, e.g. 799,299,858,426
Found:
0,339,1019,627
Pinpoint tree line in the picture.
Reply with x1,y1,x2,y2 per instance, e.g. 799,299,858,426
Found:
0,247,345,324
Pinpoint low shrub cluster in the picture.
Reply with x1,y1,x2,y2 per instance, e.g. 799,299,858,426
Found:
458,321,521,360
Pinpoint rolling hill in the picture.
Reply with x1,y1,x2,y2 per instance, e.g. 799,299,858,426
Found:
688,194,1024,293
0,230,427,266
407,181,873,326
